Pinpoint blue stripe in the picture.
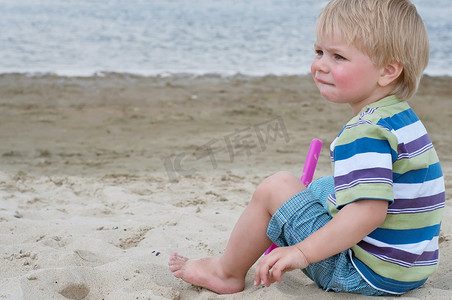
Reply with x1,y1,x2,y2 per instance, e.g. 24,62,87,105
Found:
352,255,427,294
368,224,441,244
393,162,443,183
378,108,419,131
334,137,395,161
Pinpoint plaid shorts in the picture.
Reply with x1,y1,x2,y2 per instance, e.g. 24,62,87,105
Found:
266,176,390,296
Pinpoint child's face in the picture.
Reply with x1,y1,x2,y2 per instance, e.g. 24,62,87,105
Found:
311,35,384,114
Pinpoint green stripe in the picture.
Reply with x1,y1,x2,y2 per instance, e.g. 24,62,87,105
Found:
335,123,397,149
381,209,444,230
393,150,440,174
370,97,410,119
357,95,405,118
327,201,338,217
352,246,438,282
336,183,393,207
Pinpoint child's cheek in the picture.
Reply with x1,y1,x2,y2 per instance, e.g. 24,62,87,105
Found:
332,68,354,91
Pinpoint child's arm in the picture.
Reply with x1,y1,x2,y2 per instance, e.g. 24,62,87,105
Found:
254,198,388,287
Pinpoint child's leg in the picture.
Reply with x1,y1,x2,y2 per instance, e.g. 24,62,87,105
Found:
168,171,305,294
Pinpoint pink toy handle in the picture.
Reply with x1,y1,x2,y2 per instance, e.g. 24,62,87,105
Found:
300,138,323,187
264,138,323,255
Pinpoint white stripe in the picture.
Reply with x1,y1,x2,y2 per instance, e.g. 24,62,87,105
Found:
327,194,336,205
393,120,427,144
387,202,445,214
330,137,338,152
362,236,438,255
393,177,445,199
334,152,392,177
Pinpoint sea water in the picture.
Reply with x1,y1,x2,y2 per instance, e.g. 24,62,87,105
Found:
0,0,450,76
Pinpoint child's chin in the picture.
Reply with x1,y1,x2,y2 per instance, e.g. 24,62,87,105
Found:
319,91,334,101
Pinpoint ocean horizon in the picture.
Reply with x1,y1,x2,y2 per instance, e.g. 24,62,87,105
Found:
1,0,451,77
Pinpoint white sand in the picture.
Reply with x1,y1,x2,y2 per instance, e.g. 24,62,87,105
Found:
0,74,450,299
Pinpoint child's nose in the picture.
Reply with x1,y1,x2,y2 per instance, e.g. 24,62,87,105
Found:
313,56,329,73
311,58,329,76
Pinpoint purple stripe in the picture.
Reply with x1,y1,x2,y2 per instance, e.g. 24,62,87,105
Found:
345,120,391,133
357,241,439,267
360,107,378,118
335,168,393,187
345,120,372,129
398,134,432,159
388,192,446,213
374,254,438,267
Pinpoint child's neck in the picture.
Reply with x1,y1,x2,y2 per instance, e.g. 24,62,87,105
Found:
350,88,396,116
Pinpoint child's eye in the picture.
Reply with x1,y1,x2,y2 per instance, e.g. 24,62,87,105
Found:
315,49,323,56
334,54,346,60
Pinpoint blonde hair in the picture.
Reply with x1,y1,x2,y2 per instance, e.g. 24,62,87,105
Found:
315,0,429,100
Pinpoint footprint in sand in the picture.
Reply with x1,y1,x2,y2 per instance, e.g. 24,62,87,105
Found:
21,268,90,299
59,283,90,300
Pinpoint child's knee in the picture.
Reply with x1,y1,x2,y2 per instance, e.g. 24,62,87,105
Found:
256,171,295,193
270,171,300,186
252,171,302,207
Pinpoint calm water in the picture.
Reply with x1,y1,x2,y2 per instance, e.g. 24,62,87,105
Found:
1,0,450,76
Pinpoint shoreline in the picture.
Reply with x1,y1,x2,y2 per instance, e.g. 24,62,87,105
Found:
0,72,451,299
1,70,451,80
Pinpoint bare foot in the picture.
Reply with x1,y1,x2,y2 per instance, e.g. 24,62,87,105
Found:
168,253,245,294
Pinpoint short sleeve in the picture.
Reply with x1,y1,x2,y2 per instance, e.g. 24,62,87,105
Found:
331,121,398,209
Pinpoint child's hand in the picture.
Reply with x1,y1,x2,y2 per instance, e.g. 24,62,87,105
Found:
254,245,309,287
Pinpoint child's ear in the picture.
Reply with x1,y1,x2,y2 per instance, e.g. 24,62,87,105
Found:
378,62,403,87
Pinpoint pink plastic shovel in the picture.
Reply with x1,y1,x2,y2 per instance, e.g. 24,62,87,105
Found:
264,138,323,255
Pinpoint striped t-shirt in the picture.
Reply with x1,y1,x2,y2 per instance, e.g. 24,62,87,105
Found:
327,95,445,294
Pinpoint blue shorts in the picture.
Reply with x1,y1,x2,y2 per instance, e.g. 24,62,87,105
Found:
266,176,389,296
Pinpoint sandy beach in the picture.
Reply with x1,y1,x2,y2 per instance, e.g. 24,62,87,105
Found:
0,73,451,299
